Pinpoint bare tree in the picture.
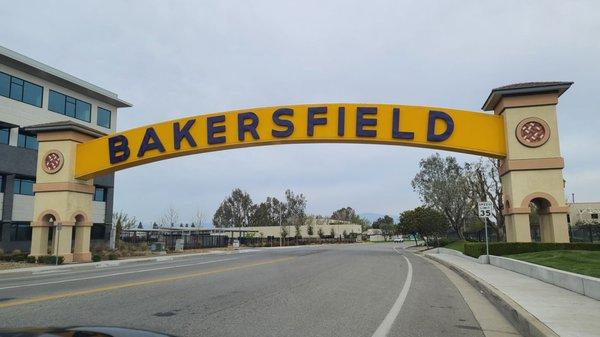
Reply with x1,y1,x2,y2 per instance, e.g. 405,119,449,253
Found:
193,208,206,228
159,205,180,227
112,210,137,238
465,158,505,240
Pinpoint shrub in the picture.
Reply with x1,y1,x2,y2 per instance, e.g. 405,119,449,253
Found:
108,253,118,260
36,256,64,265
92,254,102,262
9,253,29,262
26,256,37,263
464,242,600,258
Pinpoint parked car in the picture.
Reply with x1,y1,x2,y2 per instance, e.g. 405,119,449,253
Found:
393,236,404,243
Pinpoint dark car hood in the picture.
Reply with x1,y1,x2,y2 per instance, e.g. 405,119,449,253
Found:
0,326,177,337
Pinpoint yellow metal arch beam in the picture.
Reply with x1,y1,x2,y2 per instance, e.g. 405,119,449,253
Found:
75,104,506,180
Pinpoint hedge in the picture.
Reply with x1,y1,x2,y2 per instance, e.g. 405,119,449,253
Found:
464,242,600,258
36,255,64,265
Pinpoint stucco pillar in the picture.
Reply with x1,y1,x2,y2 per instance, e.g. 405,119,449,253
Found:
25,122,106,262
73,223,92,262
29,225,49,257
482,82,572,243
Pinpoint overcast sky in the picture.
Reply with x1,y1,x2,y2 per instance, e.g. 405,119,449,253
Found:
1,1,598,225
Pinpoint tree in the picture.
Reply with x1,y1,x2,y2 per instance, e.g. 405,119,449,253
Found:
331,207,356,221
193,208,206,228
250,197,285,227
159,205,179,227
399,206,448,246
137,222,143,229
285,189,306,233
307,219,314,236
152,222,159,229
330,228,335,238
465,158,505,241
342,230,348,239
412,154,474,239
280,226,288,238
213,188,254,227
113,211,137,239
372,215,396,239
317,228,324,238
331,206,370,231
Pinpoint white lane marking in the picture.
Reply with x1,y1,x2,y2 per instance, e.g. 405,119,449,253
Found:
0,257,238,290
372,247,414,337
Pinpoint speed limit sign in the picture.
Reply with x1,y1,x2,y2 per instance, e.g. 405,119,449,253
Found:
478,201,493,218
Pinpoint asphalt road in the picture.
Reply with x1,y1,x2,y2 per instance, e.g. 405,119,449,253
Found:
0,243,492,337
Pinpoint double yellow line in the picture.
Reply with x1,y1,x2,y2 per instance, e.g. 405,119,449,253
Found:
0,256,294,309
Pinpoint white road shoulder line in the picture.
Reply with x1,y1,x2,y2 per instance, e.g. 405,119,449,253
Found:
372,247,414,337
0,257,238,291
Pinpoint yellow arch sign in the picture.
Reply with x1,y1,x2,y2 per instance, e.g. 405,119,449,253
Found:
75,104,506,179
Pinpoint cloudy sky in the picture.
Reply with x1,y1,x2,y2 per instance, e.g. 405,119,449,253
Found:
1,1,598,224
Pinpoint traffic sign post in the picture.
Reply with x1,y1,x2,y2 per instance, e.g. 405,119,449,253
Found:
477,201,493,263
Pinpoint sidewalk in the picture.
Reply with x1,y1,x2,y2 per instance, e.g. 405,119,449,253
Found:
426,252,600,337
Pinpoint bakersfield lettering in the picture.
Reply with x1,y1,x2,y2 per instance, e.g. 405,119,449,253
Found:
108,107,454,164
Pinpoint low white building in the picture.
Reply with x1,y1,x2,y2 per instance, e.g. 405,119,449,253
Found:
222,218,361,239
363,228,385,242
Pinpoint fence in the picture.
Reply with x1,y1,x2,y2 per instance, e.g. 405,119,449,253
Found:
120,231,229,250
239,236,357,247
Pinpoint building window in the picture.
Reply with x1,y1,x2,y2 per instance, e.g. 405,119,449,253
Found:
13,177,34,195
93,187,106,202
48,89,91,122
0,126,9,145
91,224,106,240
0,71,43,107
10,222,32,241
97,107,112,128
0,175,4,193
17,131,38,150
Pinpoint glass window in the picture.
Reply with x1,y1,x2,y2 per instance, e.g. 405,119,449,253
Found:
91,224,106,239
0,72,9,97
13,178,35,195
17,131,38,150
94,187,106,202
48,89,91,122
0,175,4,193
97,107,111,128
65,96,76,117
0,127,9,145
22,81,43,107
76,100,91,122
48,90,66,113
0,72,43,107
9,77,23,101
10,223,32,241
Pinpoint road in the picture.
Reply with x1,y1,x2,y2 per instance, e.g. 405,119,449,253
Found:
0,243,512,337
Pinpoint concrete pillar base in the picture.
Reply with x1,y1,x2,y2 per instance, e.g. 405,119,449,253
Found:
73,251,92,262
60,253,74,263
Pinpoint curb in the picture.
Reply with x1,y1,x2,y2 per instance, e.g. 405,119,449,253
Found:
425,253,559,337
0,249,238,275
0,243,343,276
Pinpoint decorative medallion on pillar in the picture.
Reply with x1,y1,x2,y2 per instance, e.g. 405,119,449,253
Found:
516,117,550,147
42,150,65,174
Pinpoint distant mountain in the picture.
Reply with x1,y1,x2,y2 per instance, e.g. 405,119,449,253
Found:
358,213,387,223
